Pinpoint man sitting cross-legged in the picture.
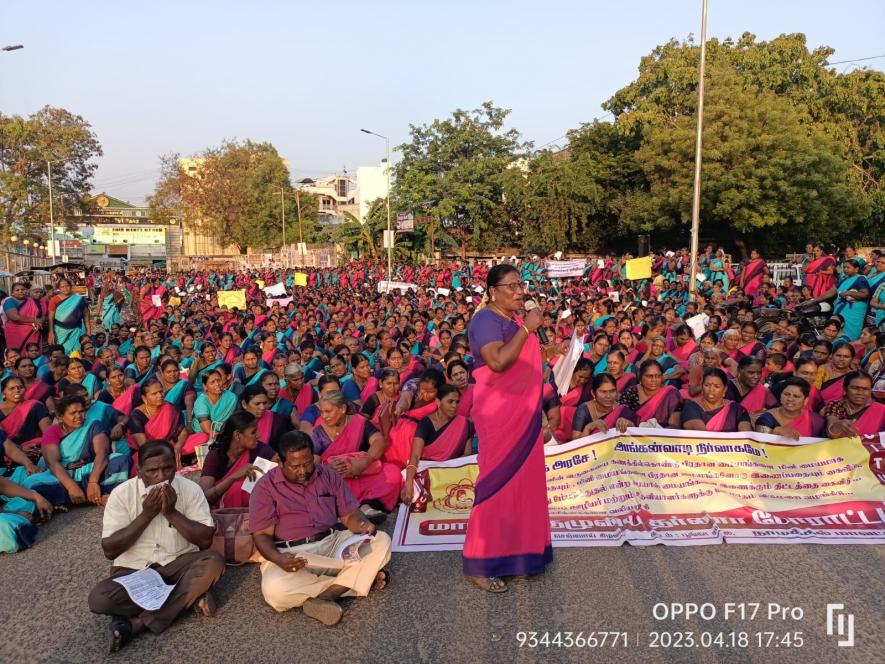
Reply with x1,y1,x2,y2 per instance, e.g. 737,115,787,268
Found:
88,439,224,653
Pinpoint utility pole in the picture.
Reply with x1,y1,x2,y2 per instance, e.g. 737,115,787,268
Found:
688,0,709,299
280,186,287,266
47,160,56,263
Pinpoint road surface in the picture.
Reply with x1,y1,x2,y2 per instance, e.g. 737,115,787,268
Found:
0,505,881,664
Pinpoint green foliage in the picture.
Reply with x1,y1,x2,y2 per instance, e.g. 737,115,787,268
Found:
394,101,530,256
0,106,102,237
148,140,316,251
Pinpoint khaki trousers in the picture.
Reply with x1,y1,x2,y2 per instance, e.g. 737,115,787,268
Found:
88,549,225,634
260,530,391,612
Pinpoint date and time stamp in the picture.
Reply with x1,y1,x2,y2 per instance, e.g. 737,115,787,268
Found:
515,602,857,649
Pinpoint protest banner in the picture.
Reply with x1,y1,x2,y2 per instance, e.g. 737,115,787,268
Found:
393,429,885,551
266,296,293,308
293,272,308,287
264,282,286,297
625,255,652,280
377,281,418,294
217,290,246,310
545,259,587,278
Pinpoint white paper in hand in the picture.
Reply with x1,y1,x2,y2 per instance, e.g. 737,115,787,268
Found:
151,295,162,307
241,456,278,494
112,568,176,611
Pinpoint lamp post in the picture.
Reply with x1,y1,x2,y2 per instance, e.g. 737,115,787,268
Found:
360,128,392,289
47,160,57,264
688,0,709,299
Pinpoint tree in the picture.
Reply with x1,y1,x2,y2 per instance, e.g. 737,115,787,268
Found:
148,140,315,251
0,106,102,237
395,102,530,257
602,33,882,248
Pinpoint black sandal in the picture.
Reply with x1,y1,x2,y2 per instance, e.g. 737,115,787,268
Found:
109,617,133,654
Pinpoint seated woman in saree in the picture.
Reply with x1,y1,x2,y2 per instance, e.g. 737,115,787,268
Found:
725,357,777,423
127,379,187,467
310,391,401,515
551,357,594,443
639,335,681,383
583,333,610,373
803,243,837,298
279,363,315,418
400,384,474,503
55,357,100,400
604,350,637,394
47,277,91,355
341,354,377,406
13,356,54,410
383,369,444,468
667,324,698,372
803,258,870,342
190,343,224,391
199,411,275,508
241,384,292,453
182,370,239,458
124,345,157,388
156,358,195,418
817,343,857,404
59,384,127,449
232,348,267,388
446,360,475,418
719,329,742,370
2,281,44,354
756,377,827,440
617,359,683,428
218,332,243,365
0,376,53,452
571,373,639,439
681,369,753,433
96,277,124,331
260,370,299,429
0,457,53,553
97,366,141,417
360,368,400,428
299,375,344,434
463,264,551,593
23,395,131,506
735,322,766,361
822,371,885,438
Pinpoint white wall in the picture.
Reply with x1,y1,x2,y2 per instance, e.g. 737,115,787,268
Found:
356,162,389,224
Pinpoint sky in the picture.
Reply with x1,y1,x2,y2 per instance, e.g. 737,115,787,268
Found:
3,0,883,205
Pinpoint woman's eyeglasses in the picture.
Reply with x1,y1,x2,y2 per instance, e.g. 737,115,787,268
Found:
493,282,524,292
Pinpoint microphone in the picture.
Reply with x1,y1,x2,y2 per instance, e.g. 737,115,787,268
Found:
523,299,548,344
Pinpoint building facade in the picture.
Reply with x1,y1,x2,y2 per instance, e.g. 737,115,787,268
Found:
356,161,389,223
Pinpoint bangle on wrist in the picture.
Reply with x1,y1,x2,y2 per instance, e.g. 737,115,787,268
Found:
522,325,530,336
406,463,418,471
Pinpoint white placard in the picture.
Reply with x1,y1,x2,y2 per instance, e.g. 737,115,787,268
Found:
685,313,708,340
264,282,286,297
436,287,451,297
151,295,162,307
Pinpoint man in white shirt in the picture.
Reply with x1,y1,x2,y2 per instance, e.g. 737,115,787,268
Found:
87,439,224,653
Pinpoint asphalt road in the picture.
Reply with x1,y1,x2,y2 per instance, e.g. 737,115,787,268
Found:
0,502,882,664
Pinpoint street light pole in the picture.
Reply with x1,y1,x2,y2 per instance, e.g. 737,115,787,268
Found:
361,128,392,289
47,160,56,263
688,0,709,299
280,186,287,266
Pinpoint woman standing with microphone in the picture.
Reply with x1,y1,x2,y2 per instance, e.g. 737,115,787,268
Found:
463,264,551,593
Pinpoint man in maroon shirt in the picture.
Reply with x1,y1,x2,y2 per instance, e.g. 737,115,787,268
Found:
249,431,391,625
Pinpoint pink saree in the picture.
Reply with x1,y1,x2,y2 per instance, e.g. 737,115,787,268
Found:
2,297,42,352
463,311,552,578
383,401,437,468
422,414,470,462
320,415,402,511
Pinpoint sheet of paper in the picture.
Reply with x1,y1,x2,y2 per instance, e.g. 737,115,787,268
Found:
333,534,373,560
151,294,162,307
264,282,286,297
685,313,708,340
112,568,176,611
597,259,605,269
241,456,278,494
436,287,451,296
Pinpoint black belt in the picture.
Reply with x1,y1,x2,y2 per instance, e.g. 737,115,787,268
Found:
275,525,342,548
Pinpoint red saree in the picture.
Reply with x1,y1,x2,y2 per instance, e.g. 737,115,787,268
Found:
383,401,437,468
422,414,470,462
739,259,766,295
804,256,837,298
320,415,402,511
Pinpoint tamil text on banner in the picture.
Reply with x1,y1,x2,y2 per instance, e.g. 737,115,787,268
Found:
392,429,885,551
545,259,587,279
217,290,246,310
625,255,653,280
293,272,308,287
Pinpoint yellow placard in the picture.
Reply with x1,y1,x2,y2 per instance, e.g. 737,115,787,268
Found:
294,272,308,287
217,289,246,310
256,279,265,289
168,296,181,307
625,255,652,280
